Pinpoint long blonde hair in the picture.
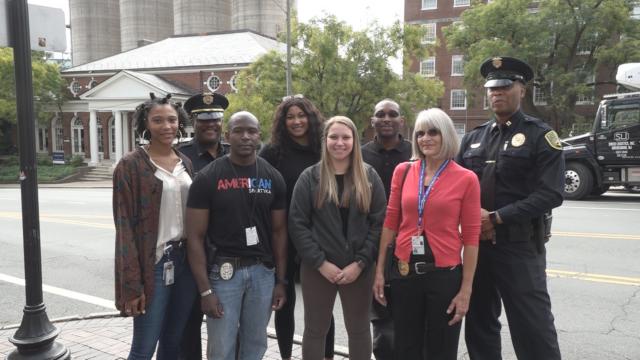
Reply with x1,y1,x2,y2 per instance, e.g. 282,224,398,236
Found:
315,116,372,213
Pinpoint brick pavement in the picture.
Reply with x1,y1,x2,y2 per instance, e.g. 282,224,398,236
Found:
0,313,350,359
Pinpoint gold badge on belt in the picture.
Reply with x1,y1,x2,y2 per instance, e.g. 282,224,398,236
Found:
398,260,410,276
511,133,526,147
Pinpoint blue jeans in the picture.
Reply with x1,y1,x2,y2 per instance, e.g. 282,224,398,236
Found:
129,246,197,360
206,263,275,360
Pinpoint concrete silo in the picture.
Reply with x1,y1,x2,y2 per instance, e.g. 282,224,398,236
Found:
69,0,121,66
119,0,174,52
232,0,287,39
174,0,232,35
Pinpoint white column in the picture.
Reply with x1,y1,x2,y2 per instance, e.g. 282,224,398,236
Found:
89,110,99,166
122,112,130,154
114,110,123,163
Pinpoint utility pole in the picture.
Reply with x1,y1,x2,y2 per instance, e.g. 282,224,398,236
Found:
285,0,292,96
6,0,69,358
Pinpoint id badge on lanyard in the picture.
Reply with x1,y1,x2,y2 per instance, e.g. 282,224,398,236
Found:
414,159,449,255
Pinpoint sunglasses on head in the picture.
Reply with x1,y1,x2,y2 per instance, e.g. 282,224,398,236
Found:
415,128,441,137
374,110,400,119
282,94,304,102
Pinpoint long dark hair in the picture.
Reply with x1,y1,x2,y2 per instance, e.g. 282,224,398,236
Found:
134,93,189,141
270,97,324,155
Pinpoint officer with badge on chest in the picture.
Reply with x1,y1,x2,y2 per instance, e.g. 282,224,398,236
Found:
455,56,564,360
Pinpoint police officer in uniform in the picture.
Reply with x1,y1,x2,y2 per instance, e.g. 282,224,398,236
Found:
179,92,230,173
178,92,229,360
456,57,564,360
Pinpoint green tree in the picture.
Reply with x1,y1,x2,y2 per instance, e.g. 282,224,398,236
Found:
0,48,66,151
227,16,443,139
445,0,640,135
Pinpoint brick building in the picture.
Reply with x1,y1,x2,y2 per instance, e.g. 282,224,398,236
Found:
34,30,283,166
403,0,634,135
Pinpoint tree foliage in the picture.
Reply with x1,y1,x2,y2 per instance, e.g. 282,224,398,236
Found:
227,16,444,139
445,0,640,135
0,48,66,146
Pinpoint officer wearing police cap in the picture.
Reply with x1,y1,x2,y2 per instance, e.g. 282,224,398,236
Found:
455,56,564,360
179,92,230,173
178,92,229,360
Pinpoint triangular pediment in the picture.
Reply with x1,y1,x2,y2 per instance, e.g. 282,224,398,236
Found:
80,70,190,101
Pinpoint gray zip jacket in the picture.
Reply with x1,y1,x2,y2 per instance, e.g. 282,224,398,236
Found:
288,163,386,270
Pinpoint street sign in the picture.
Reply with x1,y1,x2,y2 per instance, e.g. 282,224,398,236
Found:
0,0,66,52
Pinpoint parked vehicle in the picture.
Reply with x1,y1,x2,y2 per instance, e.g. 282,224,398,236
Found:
562,63,640,200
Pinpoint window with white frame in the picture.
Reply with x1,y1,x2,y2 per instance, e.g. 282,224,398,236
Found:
533,85,548,105
483,95,490,110
576,74,595,105
37,127,49,152
454,0,470,7
52,116,64,152
454,122,466,139
450,90,467,110
451,55,464,76
420,57,436,77
422,0,437,10
229,75,238,92
69,80,82,96
422,23,436,44
206,75,221,92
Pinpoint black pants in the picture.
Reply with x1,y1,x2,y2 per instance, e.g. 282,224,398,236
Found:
390,265,462,360
465,241,561,360
275,244,335,359
178,296,203,360
371,290,394,360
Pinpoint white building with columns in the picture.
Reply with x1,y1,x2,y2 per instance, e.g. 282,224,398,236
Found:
37,30,283,166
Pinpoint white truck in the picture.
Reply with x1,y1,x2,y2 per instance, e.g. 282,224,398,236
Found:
561,63,640,200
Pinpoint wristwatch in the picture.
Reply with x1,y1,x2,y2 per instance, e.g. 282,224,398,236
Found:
489,211,499,225
200,289,213,297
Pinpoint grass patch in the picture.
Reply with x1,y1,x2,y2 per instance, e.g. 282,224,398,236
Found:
0,154,85,183
0,164,78,183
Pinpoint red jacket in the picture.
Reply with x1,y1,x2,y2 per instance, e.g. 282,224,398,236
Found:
383,160,480,266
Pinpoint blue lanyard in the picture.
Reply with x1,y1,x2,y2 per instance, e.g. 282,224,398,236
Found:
417,159,449,229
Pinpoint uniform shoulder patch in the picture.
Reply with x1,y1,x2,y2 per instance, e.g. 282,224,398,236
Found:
544,130,562,150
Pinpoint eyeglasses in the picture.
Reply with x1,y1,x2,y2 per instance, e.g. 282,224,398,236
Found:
415,128,441,137
374,110,400,119
282,94,304,102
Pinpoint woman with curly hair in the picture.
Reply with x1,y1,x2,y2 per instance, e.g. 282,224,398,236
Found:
259,96,336,360
113,93,197,359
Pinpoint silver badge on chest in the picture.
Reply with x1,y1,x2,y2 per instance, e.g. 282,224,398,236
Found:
220,262,234,280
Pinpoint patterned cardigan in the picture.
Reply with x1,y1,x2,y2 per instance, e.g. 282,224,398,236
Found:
112,147,193,315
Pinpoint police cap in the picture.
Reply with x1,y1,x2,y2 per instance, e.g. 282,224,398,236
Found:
183,92,229,119
480,56,534,88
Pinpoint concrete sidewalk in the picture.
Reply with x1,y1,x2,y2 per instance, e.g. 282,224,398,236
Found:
0,313,350,359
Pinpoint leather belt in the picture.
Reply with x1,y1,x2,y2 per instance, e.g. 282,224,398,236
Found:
397,259,461,276
213,256,263,269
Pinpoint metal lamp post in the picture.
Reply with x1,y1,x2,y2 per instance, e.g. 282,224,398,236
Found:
6,0,70,358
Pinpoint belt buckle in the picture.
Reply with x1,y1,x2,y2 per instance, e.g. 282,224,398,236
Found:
414,261,427,275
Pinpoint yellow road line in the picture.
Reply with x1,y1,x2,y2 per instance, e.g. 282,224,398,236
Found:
552,231,640,241
547,269,640,286
0,211,113,229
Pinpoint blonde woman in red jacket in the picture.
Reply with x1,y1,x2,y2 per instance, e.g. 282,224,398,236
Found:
373,108,481,359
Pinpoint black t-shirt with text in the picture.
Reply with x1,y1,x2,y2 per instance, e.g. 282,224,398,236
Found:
187,155,286,263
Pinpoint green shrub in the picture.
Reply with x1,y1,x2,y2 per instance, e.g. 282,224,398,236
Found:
69,155,85,167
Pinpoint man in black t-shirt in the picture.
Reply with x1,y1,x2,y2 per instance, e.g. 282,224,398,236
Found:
178,92,230,360
186,111,288,360
361,98,412,360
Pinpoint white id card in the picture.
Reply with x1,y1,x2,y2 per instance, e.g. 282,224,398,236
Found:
163,261,174,286
245,226,259,246
411,235,425,255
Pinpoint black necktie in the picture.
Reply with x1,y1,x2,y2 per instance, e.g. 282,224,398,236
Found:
480,125,503,211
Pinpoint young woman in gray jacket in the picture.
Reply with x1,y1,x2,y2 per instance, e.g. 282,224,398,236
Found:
289,116,387,360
